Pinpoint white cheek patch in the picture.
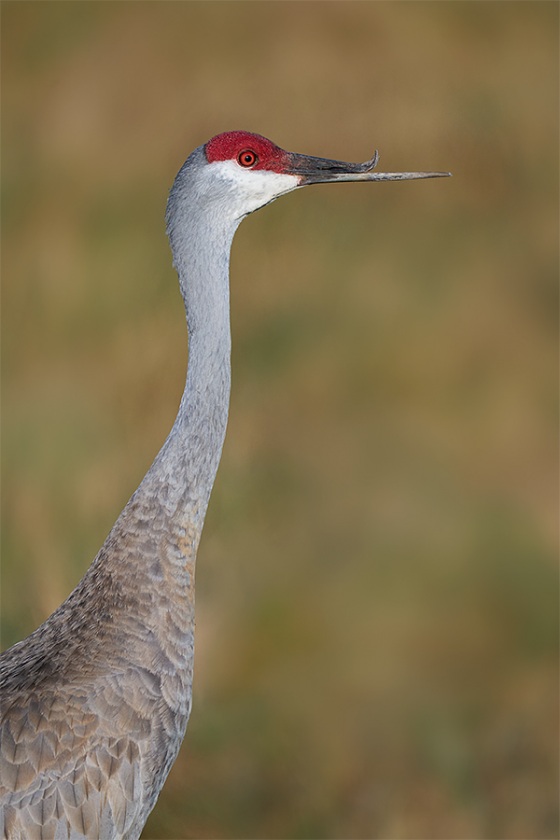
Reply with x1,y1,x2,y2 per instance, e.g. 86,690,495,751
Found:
209,160,300,214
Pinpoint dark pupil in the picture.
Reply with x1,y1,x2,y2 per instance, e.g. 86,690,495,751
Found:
241,151,256,166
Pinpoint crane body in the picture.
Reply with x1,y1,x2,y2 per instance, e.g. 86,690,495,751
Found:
0,132,449,839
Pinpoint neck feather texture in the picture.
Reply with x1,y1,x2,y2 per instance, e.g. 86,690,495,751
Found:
140,204,237,528
0,154,244,834
15,170,243,679
118,190,240,582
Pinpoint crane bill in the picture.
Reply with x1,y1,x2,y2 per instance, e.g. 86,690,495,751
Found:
287,148,451,185
299,168,452,184
330,170,453,182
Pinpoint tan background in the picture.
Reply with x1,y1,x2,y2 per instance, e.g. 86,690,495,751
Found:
2,2,558,838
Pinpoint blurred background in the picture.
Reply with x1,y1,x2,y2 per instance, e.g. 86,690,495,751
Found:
1,3,558,839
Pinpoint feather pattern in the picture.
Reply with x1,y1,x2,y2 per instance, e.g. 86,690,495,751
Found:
1,132,449,838
1,144,238,839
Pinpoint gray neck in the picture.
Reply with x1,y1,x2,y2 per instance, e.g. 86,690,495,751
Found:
133,166,241,532
22,152,243,685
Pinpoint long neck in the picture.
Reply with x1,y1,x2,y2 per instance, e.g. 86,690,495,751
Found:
135,205,239,533
33,175,242,683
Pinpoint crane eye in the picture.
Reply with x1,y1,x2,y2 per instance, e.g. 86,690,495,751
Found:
238,149,258,168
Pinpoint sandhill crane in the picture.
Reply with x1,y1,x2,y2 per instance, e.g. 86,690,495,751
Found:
0,131,450,839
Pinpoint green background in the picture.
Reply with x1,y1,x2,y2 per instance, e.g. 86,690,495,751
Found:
2,2,558,838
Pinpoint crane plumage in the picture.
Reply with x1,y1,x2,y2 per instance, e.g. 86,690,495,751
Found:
0,131,450,839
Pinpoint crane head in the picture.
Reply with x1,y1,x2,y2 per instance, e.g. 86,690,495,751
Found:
201,130,451,218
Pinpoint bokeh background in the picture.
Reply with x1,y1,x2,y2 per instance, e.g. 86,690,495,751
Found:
2,3,558,839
